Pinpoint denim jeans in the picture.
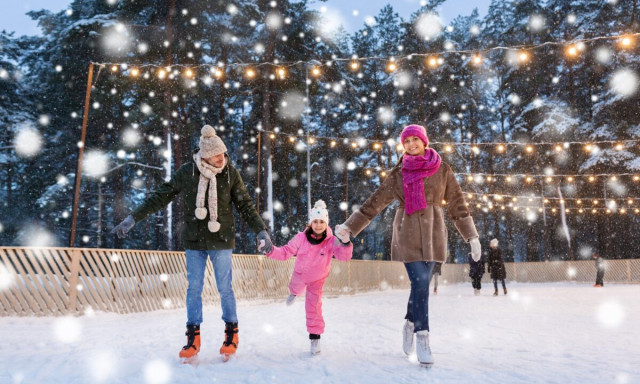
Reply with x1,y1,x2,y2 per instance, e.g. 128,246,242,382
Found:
185,249,237,326
404,261,435,333
493,279,506,290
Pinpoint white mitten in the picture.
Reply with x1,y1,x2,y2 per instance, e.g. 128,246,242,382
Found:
470,237,481,262
334,224,352,244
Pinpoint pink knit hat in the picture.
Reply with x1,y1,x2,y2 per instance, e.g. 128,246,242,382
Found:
400,124,429,146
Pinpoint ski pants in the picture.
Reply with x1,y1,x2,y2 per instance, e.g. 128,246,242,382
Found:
289,273,326,335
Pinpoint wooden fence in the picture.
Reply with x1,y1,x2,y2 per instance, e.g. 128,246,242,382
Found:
1,247,638,316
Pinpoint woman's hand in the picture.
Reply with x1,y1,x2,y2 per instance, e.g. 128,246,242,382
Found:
334,224,352,244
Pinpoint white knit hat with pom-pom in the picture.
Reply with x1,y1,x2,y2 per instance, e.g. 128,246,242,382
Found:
199,125,227,158
309,200,329,224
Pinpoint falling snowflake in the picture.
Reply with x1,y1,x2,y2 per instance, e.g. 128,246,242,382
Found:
609,68,639,97
0,263,15,291
13,124,43,158
20,225,57,247
377,107,394,123
597,301,624,328
102,23,131,55
395,71,413,89
595,47,612,64
34,113,46,124
86,350,117,382
266,12,283,30
122,128,141,147
83,150,110,178
53,316,82,344
364,16,376,27
415,13,442,40
528,15,545,31
143,359,172,384
313,8,346,39
577,245,594,259
140,103,153,115
137,42,148,54
278,91,305,121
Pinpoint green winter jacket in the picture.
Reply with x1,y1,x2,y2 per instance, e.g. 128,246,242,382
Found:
131,154,266,250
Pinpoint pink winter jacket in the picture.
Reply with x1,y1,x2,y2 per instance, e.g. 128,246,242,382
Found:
266,227,353,282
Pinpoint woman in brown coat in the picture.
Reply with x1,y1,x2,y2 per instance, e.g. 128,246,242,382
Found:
335,124,481,367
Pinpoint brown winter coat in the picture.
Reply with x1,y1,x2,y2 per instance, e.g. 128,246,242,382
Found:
344,160,478,263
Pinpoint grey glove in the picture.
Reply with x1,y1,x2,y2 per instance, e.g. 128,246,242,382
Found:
334,224,352,244
257,230,273,254
111,215,135,239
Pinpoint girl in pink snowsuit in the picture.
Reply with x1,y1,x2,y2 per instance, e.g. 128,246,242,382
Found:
265,200,353,355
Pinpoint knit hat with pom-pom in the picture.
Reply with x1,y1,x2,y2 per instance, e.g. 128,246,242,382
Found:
400,124,429,147
193,125,227,233
199,125,227,158
309,200,329,224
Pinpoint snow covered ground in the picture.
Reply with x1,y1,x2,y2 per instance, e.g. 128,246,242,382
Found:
1,282,638,384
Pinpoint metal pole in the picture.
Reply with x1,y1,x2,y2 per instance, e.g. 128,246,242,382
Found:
256,131,262,214
69,62,94,247
306,71,311,213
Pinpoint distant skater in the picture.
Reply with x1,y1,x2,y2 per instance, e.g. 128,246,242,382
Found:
487,239,507,295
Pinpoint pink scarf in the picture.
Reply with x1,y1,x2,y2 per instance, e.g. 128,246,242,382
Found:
401,149,442,215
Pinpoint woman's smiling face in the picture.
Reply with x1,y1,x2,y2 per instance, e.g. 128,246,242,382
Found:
403,135,426,156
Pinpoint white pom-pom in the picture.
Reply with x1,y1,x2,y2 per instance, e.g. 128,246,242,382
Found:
208,221,221,232
313,200,327,209
201,125,216,137
195,207,208,220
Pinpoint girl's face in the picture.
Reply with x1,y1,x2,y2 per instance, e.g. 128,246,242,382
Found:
310,219,327,235
403,135,426,156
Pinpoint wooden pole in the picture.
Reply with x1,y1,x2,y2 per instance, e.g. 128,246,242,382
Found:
256,132,262,214
69,62,95,247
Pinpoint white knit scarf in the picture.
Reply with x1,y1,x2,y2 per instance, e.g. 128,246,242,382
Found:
193,153,226,232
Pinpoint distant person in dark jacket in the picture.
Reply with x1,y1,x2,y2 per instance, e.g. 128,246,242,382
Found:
468,252,485,296
594,253,605,287
111,125,272,362
431,262,442,294
487,238,507,296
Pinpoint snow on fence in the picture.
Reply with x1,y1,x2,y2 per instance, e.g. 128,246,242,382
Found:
0,246,638,317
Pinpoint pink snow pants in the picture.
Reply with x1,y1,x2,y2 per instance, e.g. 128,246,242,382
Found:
289,274,326,335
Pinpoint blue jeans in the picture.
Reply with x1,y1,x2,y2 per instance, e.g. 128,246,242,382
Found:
185,249,237,326
404,261,435,333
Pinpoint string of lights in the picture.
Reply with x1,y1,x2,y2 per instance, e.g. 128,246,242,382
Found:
464,192,639,203
466,202,640,214
259,129,640,153
460,173,640,181
90,32,638,78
